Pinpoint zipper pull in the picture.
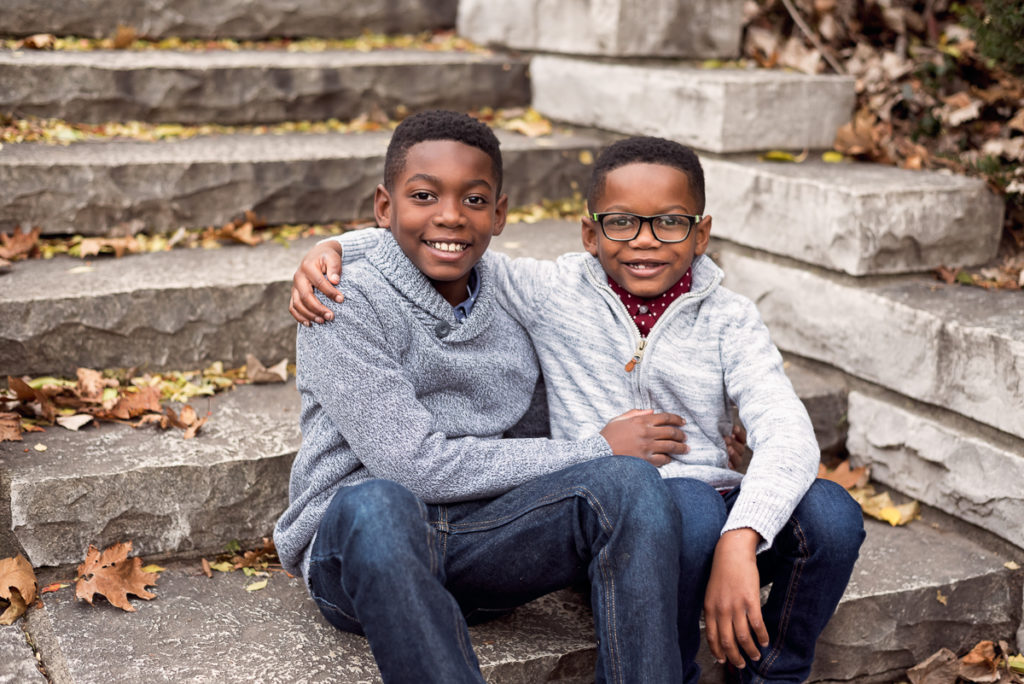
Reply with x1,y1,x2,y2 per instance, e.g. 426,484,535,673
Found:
624,338,647,373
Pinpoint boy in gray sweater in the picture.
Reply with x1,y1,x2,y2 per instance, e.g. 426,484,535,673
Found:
292,136,866,683
275,111,696,683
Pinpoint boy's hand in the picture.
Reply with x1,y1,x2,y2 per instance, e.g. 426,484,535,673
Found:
724,423,748,470
600,409,688,466
704,528,769,668
290,241,346,326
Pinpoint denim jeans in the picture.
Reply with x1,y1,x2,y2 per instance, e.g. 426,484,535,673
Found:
307,456,684,684
665,477,865,684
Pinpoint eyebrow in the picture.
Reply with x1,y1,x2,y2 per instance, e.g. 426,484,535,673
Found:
405,173,494,191
601,205,692,214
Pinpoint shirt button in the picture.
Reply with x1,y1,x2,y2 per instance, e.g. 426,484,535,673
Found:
638,305,649,314
435,321,451,339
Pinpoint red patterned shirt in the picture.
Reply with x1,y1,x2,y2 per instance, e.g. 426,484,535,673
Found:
607,268,693,337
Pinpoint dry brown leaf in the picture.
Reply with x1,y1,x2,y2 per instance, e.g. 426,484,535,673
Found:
0,227,40,260
908,648,960,684
75,541,157,612
112,25,137,50
7,377,56,423
19,34,55,50
201,558,213,578
75,368,117,403
960,641,1000,683
246,354,288,384
107,387,162,420
0,554,37,625
0,413,22,442
818,460,870,489
56,414,94,431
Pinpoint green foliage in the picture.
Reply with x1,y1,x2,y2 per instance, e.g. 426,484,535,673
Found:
958,0,1024,75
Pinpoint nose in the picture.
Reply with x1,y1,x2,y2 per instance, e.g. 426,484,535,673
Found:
434,196,465,228
628,218,660,247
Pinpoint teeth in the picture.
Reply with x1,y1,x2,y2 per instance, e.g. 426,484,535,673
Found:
427,241,467,253
628,263,660,270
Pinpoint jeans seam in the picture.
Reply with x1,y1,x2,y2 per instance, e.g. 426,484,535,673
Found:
446,486,614,533
307,560,361,624
755,518,809,682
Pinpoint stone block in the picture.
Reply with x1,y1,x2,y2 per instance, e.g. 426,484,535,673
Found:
847,390,1024,550
0,237,318,377
0,129,606,236
458,0,744,58
0,626,45,684
0,0,458,40
783,356,848,457
703,156,1004,274
531,55,856,153
0,382,301,566
0,50,529,125
714,244,1024,441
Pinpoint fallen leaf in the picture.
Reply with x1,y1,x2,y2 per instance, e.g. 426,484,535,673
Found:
56,414,94,431
760,149,809,163
578,150,594,165
818,461,870,489
40,582,68,594
1005,561,1020,570
75,368,117,403
0,554,37,625
140,564,166,573
107,386,162,420
209,561,234,573
33,443,47,452
959,640,999,683
861,491,920,526
246,354,288,384
1008,654,1024,674
907,648,960,684
936,589,948,605
201,558,213,578
822,151,846,163
75,541,157,612
0,413,22,442
245,579,268,592
112,25,137,50
0,226,41,260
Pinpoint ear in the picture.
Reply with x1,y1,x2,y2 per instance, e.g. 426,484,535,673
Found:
491,193,509,237
693,214,712,256
581,215,600,257
374,184,392,229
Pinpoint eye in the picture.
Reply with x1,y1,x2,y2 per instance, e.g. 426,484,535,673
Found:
464,195,488,206
410,191,435,202
658,215,684,226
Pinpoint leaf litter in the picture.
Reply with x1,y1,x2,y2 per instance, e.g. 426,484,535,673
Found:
818,460,920,526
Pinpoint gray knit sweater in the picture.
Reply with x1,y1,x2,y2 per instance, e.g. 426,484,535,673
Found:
273,232,611,577
333,229,819,550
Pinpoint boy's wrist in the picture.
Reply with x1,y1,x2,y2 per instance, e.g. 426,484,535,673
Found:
719,527,761,552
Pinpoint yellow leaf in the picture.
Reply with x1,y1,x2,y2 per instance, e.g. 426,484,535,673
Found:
1005,561,1020,570
760,149,807,163
878,506,903,525
209,561,234,573
1008,654,1024,674
936,590,948,605
245,579,268,592
578,150,594,165
33,443,47,452
140,564,166,573
822,151,846,163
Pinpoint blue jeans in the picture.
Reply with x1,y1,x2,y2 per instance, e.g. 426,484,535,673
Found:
665,478,865,684
307,456,684,684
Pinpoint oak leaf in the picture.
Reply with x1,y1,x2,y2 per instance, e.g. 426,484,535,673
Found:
0,413,22,442
0,554,37,625
818,461,870,489
0,226,40,260
245,354,288,384
107,386,162,420
75,541,157,612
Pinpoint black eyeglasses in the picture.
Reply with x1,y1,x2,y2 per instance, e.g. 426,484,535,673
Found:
591,212,702,243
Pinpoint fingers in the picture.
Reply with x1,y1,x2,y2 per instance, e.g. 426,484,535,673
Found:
645,452,672,467
610,408,654,422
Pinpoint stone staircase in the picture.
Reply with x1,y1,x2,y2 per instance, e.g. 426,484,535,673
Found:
2,1,1022,682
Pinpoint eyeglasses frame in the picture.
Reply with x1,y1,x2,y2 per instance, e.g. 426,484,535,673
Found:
590,211,703,244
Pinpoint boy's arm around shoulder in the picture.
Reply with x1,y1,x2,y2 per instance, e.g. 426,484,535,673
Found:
718,295,819,552
486,250,585,327
328,226,385,262
297,281,611,504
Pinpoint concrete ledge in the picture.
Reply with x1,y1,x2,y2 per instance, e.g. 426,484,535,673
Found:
457,0,744,58
783,356,848,457
0,129,606,236
714,243,1024,441
531,56,856,153
847,389,1024,550
0,625,45,684
0,50,530,125
704,156,1004,274
0,382,301,567
0,0,458,40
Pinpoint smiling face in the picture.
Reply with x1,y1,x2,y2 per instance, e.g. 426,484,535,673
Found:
582,162,711,299
375,139,508,305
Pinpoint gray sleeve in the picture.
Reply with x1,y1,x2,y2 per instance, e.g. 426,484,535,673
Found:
326,227,386,263
297,289,610,503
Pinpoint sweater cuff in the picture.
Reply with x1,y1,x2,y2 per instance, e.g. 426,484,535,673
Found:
721,489,792,554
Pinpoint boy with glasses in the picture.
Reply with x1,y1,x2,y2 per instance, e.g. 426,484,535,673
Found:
291,136,865,682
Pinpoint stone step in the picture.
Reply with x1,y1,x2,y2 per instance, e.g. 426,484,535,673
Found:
18,503,1024,683
0,128,606,237
0,0,457,40
847,385,1024,550
1,624,45,684
531,55,856,154
714,241,1024,444
704,155,1005,275
457,0,745,59
0,49,530,125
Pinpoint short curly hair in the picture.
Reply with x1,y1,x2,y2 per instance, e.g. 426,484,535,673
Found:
384,110,503,193
586,137,705,213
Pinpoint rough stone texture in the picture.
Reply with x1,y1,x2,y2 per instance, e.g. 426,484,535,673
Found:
703,156,1004,274
782,356,848,457
531,56,856,153
0,625,45,684
0,237,320,377
0,50,530,125
458,0,745,58
0,0,457,39
21,505,1023,683
26,565,596,684
0,129,607,236
714,243,1024,441
847,389,1024,550
0,382,301,567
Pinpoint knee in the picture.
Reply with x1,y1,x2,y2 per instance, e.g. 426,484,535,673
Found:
664,478,727,555
794,479,865,563
580,456,680,532
320,480,425,554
